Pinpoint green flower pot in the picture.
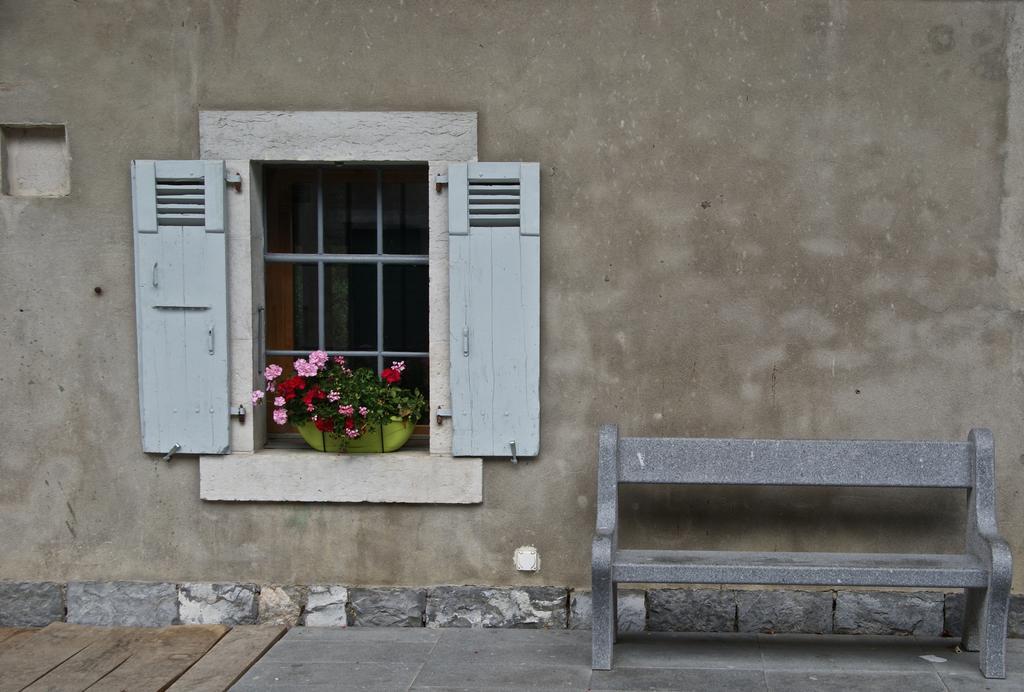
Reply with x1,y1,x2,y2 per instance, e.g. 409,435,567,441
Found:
296,418,415,453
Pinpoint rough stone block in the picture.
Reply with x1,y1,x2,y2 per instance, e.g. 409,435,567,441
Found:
1010,595,1024,638
568,590,646,632
944,592,964,638
425,586,568,628
347,588,425,627
834,591,943,636
178,583,258,625
303,585,348,627
737,589,833,634
258,585,306,626
647,589,736,632
0,581,64,626
66,581,176,627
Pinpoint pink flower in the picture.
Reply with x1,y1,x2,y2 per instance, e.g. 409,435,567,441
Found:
264,364,283,381
251,390,265,405
294,358,318,377
272,408,288,425
338,404,354,416
345,428,360,438
309,350,329,368
274,396,285,407
306,403,315,412
333,355,346,365
327,390,341,402
390,360,406,373
358,406,369,417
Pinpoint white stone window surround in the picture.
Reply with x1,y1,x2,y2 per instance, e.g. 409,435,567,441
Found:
197,111,482,504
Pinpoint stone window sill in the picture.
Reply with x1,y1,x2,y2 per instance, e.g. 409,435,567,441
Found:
198,449,482,504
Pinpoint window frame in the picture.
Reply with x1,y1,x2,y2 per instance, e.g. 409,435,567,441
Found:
195,110,481,504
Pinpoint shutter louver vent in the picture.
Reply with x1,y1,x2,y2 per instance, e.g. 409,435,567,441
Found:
156,178,206,226
469,177,520,228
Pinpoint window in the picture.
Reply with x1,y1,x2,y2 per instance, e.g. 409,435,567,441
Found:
263,165,430,441
193,110,484,504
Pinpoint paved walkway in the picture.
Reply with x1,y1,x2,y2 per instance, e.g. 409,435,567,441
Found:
233,628,1024,691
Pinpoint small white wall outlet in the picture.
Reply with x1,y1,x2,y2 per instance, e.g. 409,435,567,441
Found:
513,545,541,572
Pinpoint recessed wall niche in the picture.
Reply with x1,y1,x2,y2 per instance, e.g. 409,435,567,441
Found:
0,124,70,197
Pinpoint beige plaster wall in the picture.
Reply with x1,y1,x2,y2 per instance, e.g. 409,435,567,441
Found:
1,0,1022,589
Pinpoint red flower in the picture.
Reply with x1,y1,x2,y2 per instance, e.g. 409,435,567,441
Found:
303,386,325,406
278,376,306,401
314,417,335,432
345,417,355,430
381,368,401,384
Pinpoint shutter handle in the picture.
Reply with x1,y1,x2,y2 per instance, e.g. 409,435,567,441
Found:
462,327,469,356
208,325,215,354
152,262,159,287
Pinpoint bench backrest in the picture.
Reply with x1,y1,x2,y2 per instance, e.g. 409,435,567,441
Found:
617,436,973,488
595,425,999,559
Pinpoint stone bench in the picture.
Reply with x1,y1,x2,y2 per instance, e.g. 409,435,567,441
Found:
591,425,1013,678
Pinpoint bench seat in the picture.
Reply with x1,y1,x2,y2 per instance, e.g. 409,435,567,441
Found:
613,549,989,587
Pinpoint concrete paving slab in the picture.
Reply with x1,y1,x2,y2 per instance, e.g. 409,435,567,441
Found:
757,634,946,672
411,660,593,689
764,670,947,692
590,667,768,691
233,628,1024,691
611,632,763,670
233,660,423,689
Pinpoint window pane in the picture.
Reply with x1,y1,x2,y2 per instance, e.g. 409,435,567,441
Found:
324,170,377,254
324,264,377,351
382,167,428,255
265,263,318,351
266,168,318,254
383,264,428,352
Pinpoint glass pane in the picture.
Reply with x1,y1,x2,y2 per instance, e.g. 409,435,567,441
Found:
324,264,377,351
265,168,318,254
382,167,428,255
324,169,377,254
383,264,428,352
265,263,318,351
340,356,377,377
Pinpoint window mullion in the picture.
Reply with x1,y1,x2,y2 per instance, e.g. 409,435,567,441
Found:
317,168,326,350
376,168,384,374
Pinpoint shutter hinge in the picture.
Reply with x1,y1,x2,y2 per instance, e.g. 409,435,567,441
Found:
435,407,452,425
225,172,242,192
162,443,181,462
434,173,448,193
230,404,246,424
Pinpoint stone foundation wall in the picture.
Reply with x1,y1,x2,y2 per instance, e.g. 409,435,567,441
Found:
2,582,1023,638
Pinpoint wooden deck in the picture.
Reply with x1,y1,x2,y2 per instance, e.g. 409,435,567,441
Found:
0,622,286,691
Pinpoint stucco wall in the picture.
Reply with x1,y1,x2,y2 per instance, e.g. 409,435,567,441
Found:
1,0,1023,589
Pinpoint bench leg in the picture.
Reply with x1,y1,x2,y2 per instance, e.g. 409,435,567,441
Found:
962,585,1009,679
592,571,614,670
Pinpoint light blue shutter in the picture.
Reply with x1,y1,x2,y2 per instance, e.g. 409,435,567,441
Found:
131,160,229,455
449,162,540,458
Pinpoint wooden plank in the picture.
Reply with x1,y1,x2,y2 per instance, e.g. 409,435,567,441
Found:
89,624,229,692
0,623,107,692
23,627,156,692
166,625,286,692
0,627,33,645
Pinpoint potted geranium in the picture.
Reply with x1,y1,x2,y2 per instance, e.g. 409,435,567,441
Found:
251,351,427,453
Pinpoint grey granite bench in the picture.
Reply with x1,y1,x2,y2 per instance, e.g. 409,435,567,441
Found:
591,425,1013,678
